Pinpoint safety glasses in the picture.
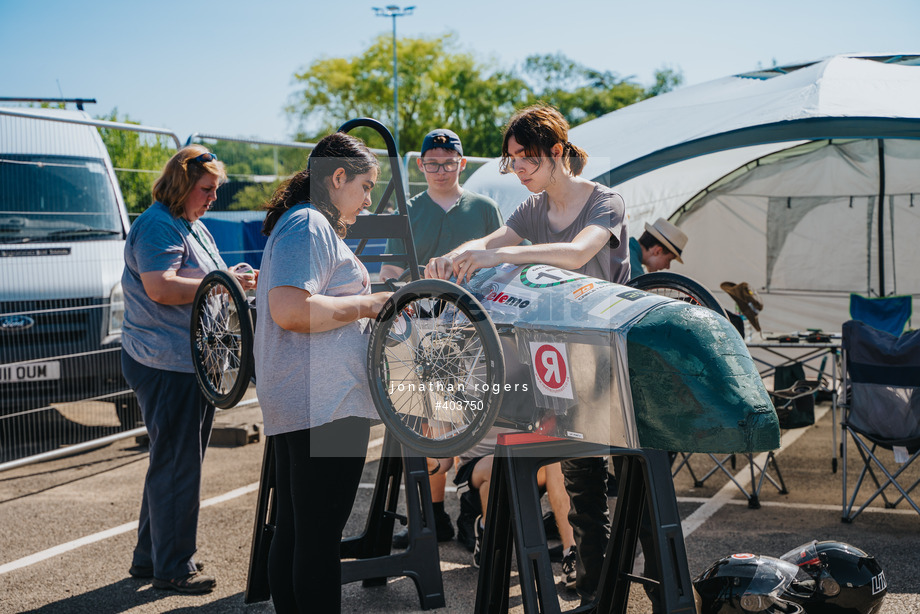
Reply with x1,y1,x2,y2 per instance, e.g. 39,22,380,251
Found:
189,152,218,164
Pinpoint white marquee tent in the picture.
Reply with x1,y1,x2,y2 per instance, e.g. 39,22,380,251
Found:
463,54,920,333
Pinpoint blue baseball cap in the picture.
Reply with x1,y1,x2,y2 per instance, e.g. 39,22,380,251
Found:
421,129,463,157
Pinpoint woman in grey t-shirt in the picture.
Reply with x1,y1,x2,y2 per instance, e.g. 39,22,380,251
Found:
254,133,391,613
425,104,629,601
425,105,629,284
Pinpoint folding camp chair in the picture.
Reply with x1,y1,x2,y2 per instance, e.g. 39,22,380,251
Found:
849,293,912,337
671,366,824,509
841,319,920,523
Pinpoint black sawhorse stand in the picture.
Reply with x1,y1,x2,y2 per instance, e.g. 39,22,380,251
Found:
245,431,445,609
474,434,695,614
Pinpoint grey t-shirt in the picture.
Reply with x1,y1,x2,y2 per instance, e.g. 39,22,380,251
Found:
254,205,378,436
122,201,226,372
505,184,630,284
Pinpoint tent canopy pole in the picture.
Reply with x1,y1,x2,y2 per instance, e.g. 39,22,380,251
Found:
877,139,886,297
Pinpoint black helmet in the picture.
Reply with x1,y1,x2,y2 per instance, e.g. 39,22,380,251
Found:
694,553,808,613
780,541,887,614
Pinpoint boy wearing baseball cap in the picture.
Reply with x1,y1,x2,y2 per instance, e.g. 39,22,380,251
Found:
380,129,502,549
381,129,502,281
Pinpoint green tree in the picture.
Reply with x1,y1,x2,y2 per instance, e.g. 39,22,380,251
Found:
287,38,682,157
96,109,174,215
518,53,649,126
287,33,527,157
644,65,684,98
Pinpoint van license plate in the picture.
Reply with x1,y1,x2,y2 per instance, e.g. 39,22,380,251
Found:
0,361,62,383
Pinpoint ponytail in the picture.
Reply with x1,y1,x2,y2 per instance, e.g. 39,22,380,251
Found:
262,132,377,238
564,141,589,177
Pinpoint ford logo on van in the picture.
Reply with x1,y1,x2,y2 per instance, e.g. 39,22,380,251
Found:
0,315,35,332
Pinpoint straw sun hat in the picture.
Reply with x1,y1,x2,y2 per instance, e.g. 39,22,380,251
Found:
720,281,764,331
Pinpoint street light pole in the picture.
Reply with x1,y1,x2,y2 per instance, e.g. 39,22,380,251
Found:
373,5,414,153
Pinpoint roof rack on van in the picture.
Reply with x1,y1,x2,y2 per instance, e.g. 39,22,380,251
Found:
0,97,97,110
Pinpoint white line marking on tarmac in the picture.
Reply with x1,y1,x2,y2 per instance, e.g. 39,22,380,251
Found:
0,483,259,576
5,408,909,576
0,437,387,576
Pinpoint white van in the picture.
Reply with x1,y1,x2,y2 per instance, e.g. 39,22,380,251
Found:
0,107,134,423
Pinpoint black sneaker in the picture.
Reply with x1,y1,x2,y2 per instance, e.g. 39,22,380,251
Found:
472,515,484,568
129,561,203,579
562,546,577,590
392,527,411,549
392,509,455,548
152,571,216,594
434,509,455,542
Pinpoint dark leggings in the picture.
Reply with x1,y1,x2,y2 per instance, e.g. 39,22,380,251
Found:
268,417,370,614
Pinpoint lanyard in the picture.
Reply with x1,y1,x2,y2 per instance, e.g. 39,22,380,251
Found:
181,218,222,270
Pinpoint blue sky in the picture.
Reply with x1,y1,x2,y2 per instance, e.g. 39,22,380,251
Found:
2,0,918,143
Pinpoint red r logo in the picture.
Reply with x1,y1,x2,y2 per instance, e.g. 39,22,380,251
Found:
535,345,567,390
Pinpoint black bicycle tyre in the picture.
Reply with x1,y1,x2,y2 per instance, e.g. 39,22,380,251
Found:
627,271,728,317
191,270,255,409
367,278,505,457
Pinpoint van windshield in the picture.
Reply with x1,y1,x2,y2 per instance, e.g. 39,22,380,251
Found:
0,155,124,244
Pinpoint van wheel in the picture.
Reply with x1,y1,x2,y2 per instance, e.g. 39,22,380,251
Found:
191,271,255,409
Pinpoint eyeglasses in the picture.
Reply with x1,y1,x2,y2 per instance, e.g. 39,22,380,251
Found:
510,157,540,171
500,156,541,175
421,160,461,173
189,152,218,164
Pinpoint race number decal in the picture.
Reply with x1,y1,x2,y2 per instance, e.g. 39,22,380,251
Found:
520,264,589,289
529,342,574,399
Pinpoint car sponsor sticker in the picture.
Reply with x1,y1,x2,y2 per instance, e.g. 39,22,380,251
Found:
520,264,589,289
529,342,574,399
570,281,610,301
481,284,538,312
587,289,654,320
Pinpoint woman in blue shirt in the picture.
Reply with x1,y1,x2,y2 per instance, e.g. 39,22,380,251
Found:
122,146,256,594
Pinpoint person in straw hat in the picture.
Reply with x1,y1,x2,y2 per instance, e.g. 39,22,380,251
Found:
628,217,688,279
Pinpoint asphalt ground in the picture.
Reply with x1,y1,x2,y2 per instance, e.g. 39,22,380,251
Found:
1,400,918,613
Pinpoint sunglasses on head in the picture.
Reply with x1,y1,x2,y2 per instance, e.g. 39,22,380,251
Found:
189,152,218,164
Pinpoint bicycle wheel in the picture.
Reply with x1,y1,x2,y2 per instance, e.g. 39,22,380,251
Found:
191,270,254,409
627,271,728,317
367,278,505,457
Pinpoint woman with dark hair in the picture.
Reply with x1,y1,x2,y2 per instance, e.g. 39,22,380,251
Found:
426,104,630,603
426,103,629,285
122,145,256,594
254,132,392,613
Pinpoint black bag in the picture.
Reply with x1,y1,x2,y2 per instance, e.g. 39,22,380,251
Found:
771,363,816,428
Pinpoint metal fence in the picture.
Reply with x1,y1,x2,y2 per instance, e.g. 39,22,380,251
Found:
0,108,180,468
1,111,497,470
